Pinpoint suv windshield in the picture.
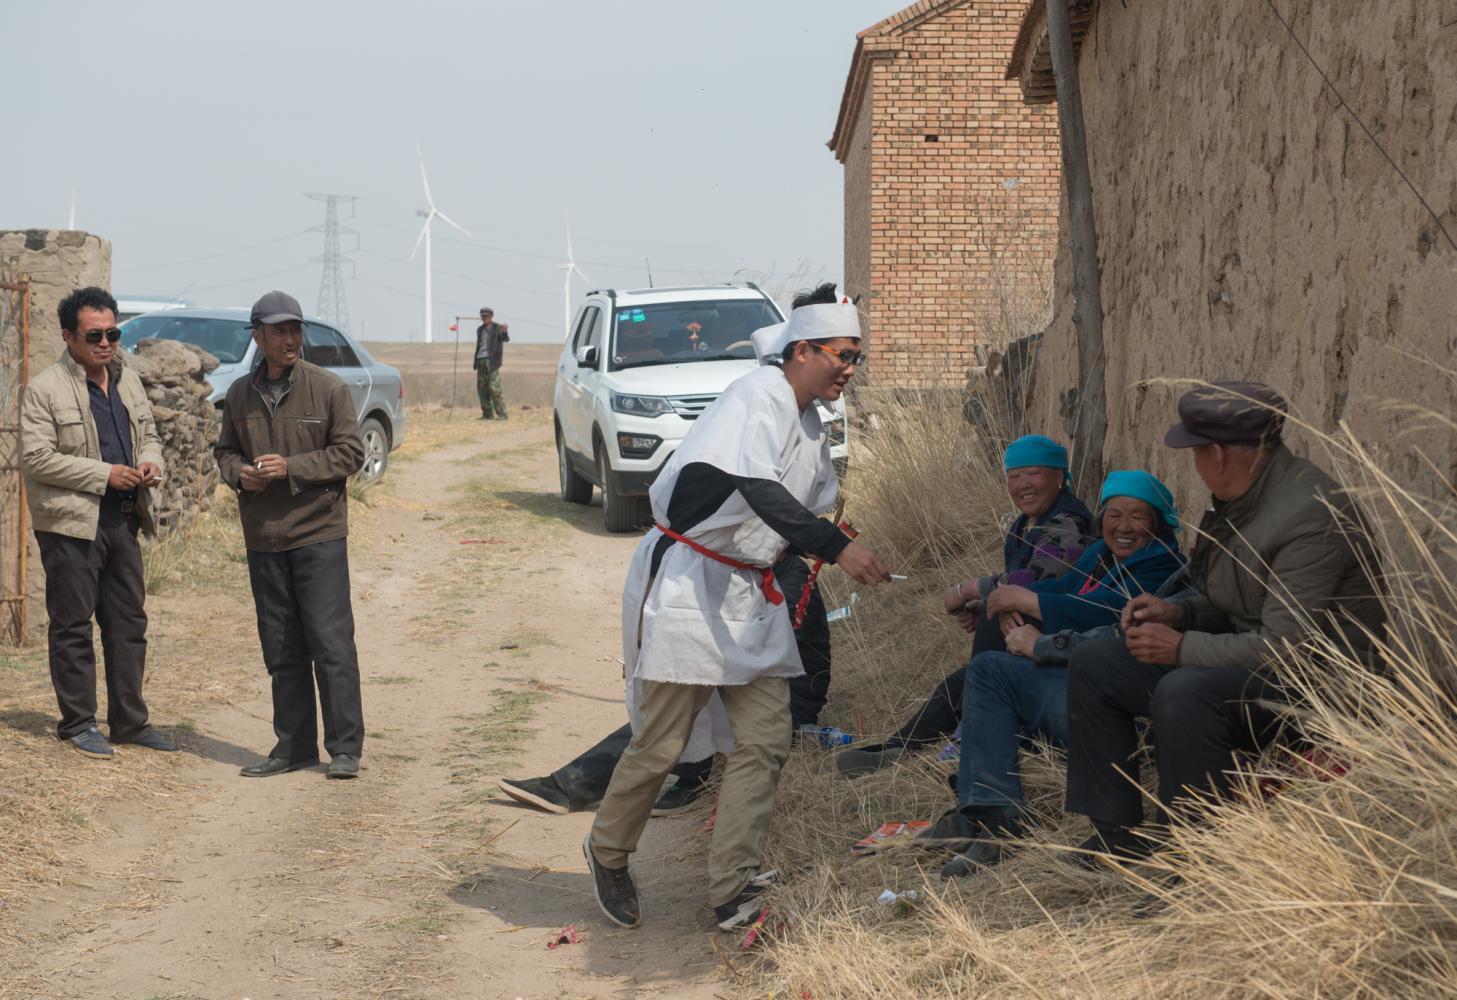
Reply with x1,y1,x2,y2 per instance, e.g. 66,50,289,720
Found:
121,315,253,364
609,298,782,371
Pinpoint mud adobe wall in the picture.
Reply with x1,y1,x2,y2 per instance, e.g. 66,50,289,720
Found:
1026,1,1457,505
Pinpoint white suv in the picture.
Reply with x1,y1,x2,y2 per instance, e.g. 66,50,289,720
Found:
554,283,848,532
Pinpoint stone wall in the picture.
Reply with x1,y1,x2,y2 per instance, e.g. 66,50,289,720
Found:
0,229,112,379
128,339,222,536
831,0,1062,388
1019,0,1457,507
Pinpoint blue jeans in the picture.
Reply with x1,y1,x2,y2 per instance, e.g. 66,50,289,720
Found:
957,651,1069,809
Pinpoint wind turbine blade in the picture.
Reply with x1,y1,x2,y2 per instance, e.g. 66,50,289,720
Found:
409,215,431,261
434,210,471,237
572,265,593,287
564,209,575,264
67,186,76,230
417,143,435,210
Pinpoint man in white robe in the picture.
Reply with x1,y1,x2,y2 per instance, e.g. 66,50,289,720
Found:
584,284,890,930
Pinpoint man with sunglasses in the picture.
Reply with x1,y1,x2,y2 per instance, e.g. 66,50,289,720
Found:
583,282,890,932
20,286,173,758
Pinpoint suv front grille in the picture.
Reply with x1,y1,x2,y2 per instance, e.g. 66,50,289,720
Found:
667,394,718,420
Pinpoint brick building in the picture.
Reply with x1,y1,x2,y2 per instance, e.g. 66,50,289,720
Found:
829,0,1062,387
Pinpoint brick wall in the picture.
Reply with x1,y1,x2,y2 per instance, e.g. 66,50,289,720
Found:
834,0,1061,388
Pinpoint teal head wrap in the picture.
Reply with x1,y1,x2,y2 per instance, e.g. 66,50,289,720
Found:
1098,470,1179,532
1002,435,1069,474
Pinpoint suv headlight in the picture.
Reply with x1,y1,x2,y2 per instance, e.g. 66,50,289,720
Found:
611,392,674,417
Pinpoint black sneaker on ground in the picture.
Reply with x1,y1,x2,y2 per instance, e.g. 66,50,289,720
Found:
917,804,1023,859
1065,827,1157,870
328,754,360,779
498,775,573,814
834,743,906,778
650,777,711,816
713,884,767,931
68,725,114,759
113,728,179,752
939,807,1024,877
583,836,640,928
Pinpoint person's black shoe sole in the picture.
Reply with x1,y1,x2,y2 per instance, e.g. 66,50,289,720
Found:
834,745,905,778
240,757,320,778
498,778,571,815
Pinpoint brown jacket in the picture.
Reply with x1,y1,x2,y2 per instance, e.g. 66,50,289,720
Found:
215,360,364,553
1175,444,1384,670
21,350,165,540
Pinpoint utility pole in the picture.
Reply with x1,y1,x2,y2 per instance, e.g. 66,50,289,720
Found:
1045,0,1108,490
305,193,358,328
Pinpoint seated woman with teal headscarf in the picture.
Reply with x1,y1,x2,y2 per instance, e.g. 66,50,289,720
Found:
912,470,1186,877
837,435,1095,777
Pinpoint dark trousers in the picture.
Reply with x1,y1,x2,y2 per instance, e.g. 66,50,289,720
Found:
889,613,1010,747
553,724,714,807
246,537,364,760
1064,636,1286,830
35,504,150,741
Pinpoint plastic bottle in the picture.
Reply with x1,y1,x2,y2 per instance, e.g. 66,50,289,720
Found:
799,724,855,748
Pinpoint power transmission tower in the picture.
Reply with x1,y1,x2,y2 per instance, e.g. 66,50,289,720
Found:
305,193,358,327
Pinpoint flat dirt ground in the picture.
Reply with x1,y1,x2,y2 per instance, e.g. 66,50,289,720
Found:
363,341,561,410
0,410,737,999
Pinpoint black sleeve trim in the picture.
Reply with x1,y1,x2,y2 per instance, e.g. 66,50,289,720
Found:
730,474,849,562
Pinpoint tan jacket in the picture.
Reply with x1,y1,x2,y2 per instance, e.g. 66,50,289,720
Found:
1175,444,1385,670
20,351,164,540
214,359,364,553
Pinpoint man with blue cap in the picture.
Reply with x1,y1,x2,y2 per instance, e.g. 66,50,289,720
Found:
1061,381,1384,868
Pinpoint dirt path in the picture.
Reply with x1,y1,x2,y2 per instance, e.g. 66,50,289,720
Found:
6,417,730,999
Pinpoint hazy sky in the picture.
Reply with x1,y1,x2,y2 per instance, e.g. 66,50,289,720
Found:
5,1,898,342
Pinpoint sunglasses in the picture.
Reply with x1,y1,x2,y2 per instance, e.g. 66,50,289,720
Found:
77,328,122,345
807,341,865,366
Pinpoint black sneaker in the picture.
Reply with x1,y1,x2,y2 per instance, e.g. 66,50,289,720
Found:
712,870,778,930
650,777,711,816
498,776,572,815
583,836,640,928
67,725,114,759
1065,827,1157,870
113,727,179,752
834,743,905,778
939,807,1024,877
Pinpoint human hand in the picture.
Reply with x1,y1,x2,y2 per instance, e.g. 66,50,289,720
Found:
254,454,288,479
1121,593,1183,631
986,584,1036,618
943,579,978,615
108,464,142,491
138,462,163,487
239,465,270,492
834,540,891,586
1126,623,1182,665
1005,623,1041,658
499,323,508,332
953,600,983,633
999,611,1025,636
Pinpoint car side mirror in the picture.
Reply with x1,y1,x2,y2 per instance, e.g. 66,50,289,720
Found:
575,344,598,368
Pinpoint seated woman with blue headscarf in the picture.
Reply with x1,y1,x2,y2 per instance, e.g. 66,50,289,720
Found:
913,470,1185,877
837,435,1095,777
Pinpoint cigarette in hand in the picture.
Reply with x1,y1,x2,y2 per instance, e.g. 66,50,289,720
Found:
889,574,908,582
255,460,265,471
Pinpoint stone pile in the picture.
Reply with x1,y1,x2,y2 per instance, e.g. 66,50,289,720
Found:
127,339,222,537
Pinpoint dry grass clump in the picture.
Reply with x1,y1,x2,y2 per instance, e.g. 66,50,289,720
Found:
751,397,1457,998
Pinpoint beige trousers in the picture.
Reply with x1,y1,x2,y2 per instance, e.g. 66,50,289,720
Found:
589,675,791,906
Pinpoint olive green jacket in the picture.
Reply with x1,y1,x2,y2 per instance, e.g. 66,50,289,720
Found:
20,350,165,540
1174,444,1384,670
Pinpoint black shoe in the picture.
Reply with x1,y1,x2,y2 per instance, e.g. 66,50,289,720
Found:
651,777,711,816
1065,827,1157,870
113,728,179,752
498,775,573,814
328,754,360,779
936,806,1024,876
240,756,320,778
583,836,640,928
917,804,1022,856
67,726,114,759
713,877,774,931
834,743,906,778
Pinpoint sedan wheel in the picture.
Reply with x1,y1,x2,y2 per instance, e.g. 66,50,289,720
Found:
357,417,389,485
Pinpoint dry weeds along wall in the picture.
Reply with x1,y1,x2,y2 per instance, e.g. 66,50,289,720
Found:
1025,0,1457,505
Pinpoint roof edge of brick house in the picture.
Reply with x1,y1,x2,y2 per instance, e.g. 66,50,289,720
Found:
1006,0,1098,101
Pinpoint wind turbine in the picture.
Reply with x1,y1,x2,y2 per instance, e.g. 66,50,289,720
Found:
410,144,470,344
560,210,592,339
66,187,76,230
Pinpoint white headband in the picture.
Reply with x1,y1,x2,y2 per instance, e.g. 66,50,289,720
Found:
751,295,860,364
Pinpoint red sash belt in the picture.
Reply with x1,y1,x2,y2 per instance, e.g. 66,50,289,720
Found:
655,524,784,605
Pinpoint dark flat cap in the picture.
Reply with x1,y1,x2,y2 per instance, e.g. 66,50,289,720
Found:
1165,381,1287,448
250,290,304,326
479,306,494,314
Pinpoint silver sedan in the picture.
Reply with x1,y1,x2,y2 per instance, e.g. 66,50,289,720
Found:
120,307,407,484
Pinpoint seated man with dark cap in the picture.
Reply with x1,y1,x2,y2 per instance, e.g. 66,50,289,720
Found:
1062,381,1383,865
